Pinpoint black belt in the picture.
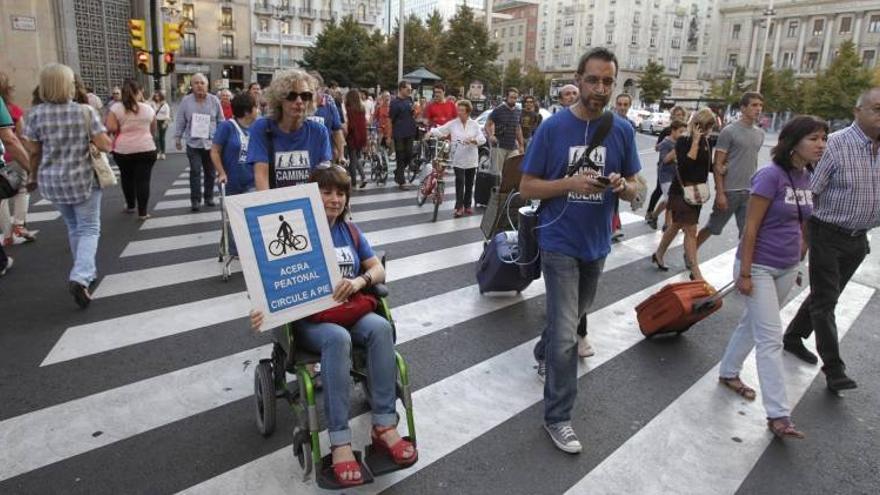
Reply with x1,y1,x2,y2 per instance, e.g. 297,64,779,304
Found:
810,217,868,237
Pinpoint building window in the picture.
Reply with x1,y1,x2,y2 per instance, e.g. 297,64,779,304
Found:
564,18,574,27
562,54,571,67
588,15,594,26
864,50,876,67
839,17,852,33
631,32,638,45
727,53,738,68
673,17,683,29
649,34,656,48
517,41,522,52
259,18,269,32
508,42,513,51
358,4,366,20
787,20,799,37
183,32,197,56
494,29,498,38
221,7,233,28
804,52,819,71
303,21,312,35
813,19,824,36
781,51,792,68
182,3,195,23
634,12,640,24
732,24,741,40
563,36,573,46
221,35,234,58
501,27,506,37
671,37,681,49
869,15,880,33
606,31,614,44
652,15,658,28
609,11,614,23
586,34,592,45
519,25,524,35
280,20,290,34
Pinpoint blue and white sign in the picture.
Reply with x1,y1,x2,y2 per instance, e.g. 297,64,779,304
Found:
225,183,342,331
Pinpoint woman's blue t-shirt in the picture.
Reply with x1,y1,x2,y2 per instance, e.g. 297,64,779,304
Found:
330,221,375,279
213,119,255,194
521,109,642,262
246,117,332,188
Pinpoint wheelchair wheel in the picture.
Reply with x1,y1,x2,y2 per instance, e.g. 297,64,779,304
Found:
292,426,314,478
254,361,277,436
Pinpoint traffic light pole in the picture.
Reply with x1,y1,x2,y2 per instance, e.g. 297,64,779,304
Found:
150,0,162,92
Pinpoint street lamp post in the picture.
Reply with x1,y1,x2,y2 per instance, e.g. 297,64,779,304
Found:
755,0,775,93
398,0,404,83
273,6,285,71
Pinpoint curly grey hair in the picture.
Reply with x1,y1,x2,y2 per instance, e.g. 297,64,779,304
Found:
266,69,317,120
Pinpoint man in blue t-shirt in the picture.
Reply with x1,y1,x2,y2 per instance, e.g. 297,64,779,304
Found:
520,47,641,455
390,81,418,189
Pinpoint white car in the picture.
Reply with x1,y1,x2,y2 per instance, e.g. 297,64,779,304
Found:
639,112,671,135
475,106,552,130
627,109,652,129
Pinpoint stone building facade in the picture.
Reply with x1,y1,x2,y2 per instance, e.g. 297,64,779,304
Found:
492,0,539,67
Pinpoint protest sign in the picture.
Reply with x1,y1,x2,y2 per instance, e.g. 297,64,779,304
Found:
225,183,342,331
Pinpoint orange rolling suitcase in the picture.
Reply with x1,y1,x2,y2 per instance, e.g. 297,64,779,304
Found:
635,280,735,338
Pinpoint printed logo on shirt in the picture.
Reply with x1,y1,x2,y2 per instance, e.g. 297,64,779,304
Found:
274,150,311,186
567,145,606,203
335,246,356,278
307,115,325,126
784,187,813,206
257,209,313,262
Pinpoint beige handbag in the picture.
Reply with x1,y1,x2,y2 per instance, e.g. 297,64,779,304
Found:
81,105,117,188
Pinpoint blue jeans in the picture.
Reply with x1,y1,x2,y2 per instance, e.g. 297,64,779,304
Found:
55,188,102,286
538,250,605,426
720,261,797,419
186,146,215,206
295,312,398,446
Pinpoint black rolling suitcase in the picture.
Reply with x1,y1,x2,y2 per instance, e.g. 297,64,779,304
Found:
474,168,498,207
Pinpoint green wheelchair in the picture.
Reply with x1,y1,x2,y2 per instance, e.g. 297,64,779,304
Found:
252,272,417,489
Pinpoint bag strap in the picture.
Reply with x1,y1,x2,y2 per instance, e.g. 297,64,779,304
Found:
565,111,613,177
265,120,276,189
345,221,360,251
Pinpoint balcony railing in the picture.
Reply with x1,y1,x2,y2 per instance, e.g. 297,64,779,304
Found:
180,47,200,58
254,56,276,68
299,7,317,18
219,21,235,31
253,2,273,15
279,57,298,67
219,49,236,59
255,31,279,43
281,33,316,46
357,14,378,25
319,9,333,20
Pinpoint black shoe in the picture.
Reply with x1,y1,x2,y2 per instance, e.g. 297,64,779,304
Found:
205,200,216,207
826,373,858,392
191,204,201,212
783,338,818,365
651,253,670,272
68,281,92,309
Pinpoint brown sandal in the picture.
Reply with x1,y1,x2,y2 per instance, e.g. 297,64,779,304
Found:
719,376,757,401
767,417,805,439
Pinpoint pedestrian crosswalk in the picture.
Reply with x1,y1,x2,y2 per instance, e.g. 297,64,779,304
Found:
1,160,877,494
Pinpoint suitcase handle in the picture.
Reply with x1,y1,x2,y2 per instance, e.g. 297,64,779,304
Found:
692,280,736,314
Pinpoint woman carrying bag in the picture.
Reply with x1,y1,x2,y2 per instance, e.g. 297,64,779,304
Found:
149,91,171,160
23,63,112,307
651,108,716,281
717,115,826,440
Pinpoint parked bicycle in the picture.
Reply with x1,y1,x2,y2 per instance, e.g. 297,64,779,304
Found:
416,139,453,222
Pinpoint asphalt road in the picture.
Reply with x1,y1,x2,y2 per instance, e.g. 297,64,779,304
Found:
0,130,877,495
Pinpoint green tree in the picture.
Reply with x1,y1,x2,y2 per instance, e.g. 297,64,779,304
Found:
772,67,801,114
804,40,871,119
300,16,373,87
360,29,397,90
434,5,500,93
387,15,438,77
708,65,749,107
522,63,549,99
502,58,523,92
638,59,671,105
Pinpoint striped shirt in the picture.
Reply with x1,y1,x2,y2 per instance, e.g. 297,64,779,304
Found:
23,102,105,204
810,123,880,231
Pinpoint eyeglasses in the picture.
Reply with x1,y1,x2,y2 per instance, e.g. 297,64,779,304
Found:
285,91,313,102
582,76,616,88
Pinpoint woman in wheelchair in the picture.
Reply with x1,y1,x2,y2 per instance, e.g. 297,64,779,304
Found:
250,165,417,487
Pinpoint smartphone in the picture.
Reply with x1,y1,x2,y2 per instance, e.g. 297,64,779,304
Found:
594,176,611,186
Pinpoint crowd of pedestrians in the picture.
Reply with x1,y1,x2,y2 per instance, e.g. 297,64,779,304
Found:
1,49,878,468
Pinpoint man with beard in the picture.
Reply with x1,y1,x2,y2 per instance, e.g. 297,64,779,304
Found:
520,48,641,454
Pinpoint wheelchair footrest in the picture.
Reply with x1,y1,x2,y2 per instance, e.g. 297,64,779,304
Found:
364,436,418,476
317,450,374,490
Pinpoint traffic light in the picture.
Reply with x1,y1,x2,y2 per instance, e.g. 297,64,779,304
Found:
129,19,148,50
164,52,176,74
136,51,150,74
163,22,181,53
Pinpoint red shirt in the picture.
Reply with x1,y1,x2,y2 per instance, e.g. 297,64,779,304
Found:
3,103,23,163
424,100,456,128
221,101,233,120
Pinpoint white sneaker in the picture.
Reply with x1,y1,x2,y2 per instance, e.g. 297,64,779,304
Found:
544,423,583,454
578,335,595,358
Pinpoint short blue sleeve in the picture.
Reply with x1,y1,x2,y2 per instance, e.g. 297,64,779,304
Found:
246,118,270,165
327,102,342,131
315,124,332,163
354,225,375,264
214,121,232,147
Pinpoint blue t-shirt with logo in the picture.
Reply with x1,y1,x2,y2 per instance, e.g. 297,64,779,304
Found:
330,221,375,279
213,119,255,194
246,117,332,188
521,109,641,262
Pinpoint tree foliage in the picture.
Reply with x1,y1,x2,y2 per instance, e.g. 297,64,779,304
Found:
708,65,749,107
522,63,549,99
502,58,523,92
638,59,671,105
300,17,376,87
433,5,500,94
803,40,871,120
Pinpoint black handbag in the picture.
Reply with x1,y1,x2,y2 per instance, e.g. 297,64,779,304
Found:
0,163,26,199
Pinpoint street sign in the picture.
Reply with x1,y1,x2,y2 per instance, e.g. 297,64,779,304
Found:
224,183,342,331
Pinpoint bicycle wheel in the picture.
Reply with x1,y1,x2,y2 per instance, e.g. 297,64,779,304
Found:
291,235,309,251
417,175,433,206
268,239,285,257
432,181,444,222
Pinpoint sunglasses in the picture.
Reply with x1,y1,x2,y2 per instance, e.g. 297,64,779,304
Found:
285,91,313,102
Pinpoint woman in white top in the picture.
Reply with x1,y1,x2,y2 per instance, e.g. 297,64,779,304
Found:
106,79,157,219
429,99,486,217
149,91,171,159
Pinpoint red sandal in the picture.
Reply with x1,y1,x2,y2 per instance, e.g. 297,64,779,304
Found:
371,426,418,467
330,445,365,487
767,417,805,440
719,376,757,401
